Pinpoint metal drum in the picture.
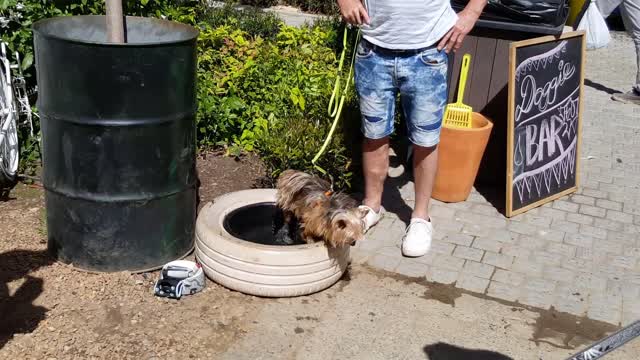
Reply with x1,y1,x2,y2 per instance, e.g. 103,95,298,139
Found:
33,15,199,271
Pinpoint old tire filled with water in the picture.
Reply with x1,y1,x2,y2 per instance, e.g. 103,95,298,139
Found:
195,189,350,297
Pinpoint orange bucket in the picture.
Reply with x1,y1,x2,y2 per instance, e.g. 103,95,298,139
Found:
432,112,493,202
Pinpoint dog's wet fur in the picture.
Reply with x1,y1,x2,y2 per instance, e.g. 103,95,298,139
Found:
274,170,366,248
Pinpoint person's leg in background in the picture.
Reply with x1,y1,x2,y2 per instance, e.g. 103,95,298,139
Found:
598,0,640,104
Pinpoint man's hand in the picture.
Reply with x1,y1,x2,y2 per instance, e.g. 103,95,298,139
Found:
438,9,480,53
337,0,370,26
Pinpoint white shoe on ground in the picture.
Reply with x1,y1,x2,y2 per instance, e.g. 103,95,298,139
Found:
401,217,433,257
358,205,385,233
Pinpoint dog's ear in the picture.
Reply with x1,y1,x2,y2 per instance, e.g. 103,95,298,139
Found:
335,219,347,229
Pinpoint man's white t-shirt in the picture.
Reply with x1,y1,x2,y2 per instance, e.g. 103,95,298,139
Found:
360,0,458,50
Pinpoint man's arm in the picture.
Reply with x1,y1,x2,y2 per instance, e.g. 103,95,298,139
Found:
337,0,370,26
438,0,487,53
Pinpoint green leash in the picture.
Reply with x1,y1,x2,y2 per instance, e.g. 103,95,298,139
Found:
311,26,361,184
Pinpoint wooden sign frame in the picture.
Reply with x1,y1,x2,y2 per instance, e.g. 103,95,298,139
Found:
506,31,586,217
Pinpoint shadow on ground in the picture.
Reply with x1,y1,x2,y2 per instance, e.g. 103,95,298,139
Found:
424,342,514,360
0,249,54,349
585,78,623,95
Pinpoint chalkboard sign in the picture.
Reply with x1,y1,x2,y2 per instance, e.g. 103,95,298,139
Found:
507,31,585,217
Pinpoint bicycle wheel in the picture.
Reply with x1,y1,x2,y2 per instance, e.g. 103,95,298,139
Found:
0,62,19,190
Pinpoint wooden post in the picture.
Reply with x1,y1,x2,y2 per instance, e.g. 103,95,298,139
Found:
105,0,125,43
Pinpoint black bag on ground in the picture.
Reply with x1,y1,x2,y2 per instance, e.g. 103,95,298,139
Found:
451,0,570,28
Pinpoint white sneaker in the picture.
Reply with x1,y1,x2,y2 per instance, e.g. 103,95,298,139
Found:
358,205,385,233
401,218,433,257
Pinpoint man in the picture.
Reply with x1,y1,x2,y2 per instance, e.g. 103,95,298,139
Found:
597,0,640,105
337,0,487,257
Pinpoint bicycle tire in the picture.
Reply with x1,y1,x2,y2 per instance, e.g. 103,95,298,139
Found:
0,62,19,191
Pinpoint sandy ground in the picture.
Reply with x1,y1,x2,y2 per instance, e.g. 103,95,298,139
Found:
1,153,639,359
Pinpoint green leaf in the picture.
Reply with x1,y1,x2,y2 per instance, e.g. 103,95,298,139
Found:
21,52,33,71
141,0,149,6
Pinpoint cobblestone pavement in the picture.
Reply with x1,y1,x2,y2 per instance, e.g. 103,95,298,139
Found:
352,31,640,327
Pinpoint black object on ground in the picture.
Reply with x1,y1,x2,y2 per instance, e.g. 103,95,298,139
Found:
33,16,199,272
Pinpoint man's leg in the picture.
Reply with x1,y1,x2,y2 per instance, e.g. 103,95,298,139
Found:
412,145,438,220
362,137,389,212
353,40,396,230
604,0,640,104
397,47,449,257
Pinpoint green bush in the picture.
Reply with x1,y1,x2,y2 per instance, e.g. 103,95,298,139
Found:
195,19,357,188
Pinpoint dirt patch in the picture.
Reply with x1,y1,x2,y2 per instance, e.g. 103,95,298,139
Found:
0,152,267,359
196,149,267,210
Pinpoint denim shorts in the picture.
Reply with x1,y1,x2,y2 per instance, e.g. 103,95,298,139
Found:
354,39,449,147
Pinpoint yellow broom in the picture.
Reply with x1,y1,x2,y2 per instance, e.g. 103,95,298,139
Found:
443,53,473,128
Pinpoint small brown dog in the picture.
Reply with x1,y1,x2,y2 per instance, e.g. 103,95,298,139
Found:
275,170,366,248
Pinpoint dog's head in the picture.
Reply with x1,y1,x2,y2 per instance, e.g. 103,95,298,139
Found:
326,207,367,247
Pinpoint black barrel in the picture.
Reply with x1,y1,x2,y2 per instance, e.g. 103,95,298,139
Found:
33,16,199,272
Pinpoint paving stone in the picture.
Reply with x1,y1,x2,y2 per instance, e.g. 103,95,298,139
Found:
597,240,625,255
519,289,553,309
367,253,401,273
566,213,595,225
582,188,609,199
429,241,455,256
395,259,429,278
570,194,596,206
492,269,525,286
550,219,581,233
562,258,592,273
575,247,608,263
574,273,608,292
426,267,459,285
564,233,596,248
608,255,637,270
537,208,568,221
553,200,580,213
533,251,564,266
587,304,622,325
376,245,401,257
430,204,457,219
590,292,622,311
452,246,484,262
410,251,438,265
456,273,490,294
482,251,514,270
606,210,634,224
522,214,553,227
511,258,544,277
461,260,495,279
487,281,520,302
578,205,607,218
553,291,588,317
432,219,464,234
455,211,507,229
523,278,557,294
508,222,539,236
472,238,503,253
546,242,577,258
460,223,491,237
535,229,566,243
596,199,623,211
501,244,532,259
432,254,466,271
517,236,548,250
594,218,625,232
441,233,474,247
579,224,608,240
622,311,640,326
542,266,576,283
470,203,500,216
485,229,519,244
